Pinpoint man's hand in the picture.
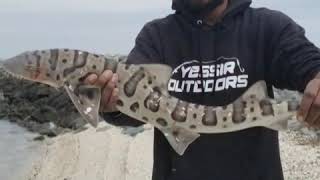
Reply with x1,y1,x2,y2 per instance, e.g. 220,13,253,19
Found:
84,70,119,112
298,73,320,128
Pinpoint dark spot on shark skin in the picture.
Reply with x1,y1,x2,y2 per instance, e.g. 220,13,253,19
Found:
125,64,131,70
31,51,41,79
250,107,255,112
144,88,161,112
156,118,168,127
202,108,218,126
46,73,50,77
252,117,257,121
223,117,228,122
148,78,153,85
124,69,145,97
250,94,256,99
193,114,197,119
130,102,140,113
190,125,197,129
232,99,246,124
63,50,88,78
260,99,274,116
143,85,147,89
172,130,179,137
116,99,124,107
142,117,149,122
171,101,188,123
49,49,59,71
92,65,97,70
56,74,60,81
242,101,247,108
62,59,67,64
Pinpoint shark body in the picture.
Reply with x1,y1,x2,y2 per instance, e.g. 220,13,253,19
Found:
0,49,301,155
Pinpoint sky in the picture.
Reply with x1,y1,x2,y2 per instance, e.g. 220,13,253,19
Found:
0,0,319,58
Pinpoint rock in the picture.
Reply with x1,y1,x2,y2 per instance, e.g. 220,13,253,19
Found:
31,106,59,124
33,135,45,141
0,90,4,101
0,71,88,134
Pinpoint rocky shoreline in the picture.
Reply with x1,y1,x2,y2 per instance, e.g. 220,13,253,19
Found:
0,72,87,137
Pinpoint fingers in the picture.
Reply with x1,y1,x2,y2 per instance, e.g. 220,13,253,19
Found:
83,74,98,85
109,88,119,107
95,70,113,87
101,73,119,111
298,78,320,127
83,70,119,112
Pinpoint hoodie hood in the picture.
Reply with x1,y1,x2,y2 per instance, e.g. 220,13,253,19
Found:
172,0,252,25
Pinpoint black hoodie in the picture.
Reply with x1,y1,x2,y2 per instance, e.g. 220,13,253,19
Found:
103,0,320,180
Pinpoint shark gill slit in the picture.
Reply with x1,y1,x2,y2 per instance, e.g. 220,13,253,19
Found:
124,68,145,97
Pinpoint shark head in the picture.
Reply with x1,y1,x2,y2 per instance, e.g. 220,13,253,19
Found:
1,50,61,88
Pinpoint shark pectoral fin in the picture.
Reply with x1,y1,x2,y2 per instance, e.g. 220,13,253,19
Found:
162,127,200,155
64,84,102,128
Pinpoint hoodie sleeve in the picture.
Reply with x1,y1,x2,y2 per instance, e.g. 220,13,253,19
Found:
102,22,163,127
267,11,320,92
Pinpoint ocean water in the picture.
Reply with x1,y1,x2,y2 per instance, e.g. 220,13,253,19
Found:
0,120,43,180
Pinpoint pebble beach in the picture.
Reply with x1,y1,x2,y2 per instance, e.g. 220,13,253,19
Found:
18,122,320,180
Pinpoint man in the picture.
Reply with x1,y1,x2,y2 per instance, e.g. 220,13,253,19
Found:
85,0,320,179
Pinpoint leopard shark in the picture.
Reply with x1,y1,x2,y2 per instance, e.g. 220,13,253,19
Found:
0,49,302,155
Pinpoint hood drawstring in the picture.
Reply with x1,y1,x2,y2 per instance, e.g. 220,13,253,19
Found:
195,20,206,104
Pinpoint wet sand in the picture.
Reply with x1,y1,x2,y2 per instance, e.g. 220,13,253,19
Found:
0,121,44,180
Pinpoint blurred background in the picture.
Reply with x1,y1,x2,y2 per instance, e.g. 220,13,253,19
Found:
0,0,319,58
